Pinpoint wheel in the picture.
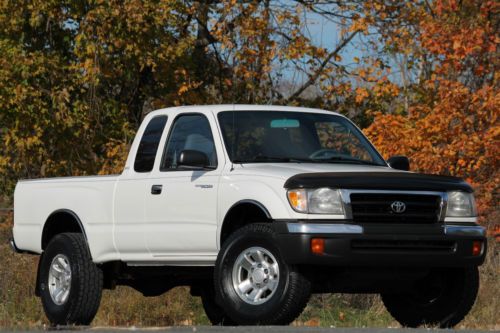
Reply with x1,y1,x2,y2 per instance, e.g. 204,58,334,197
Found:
214,223,311,325
381,267,479,328
200,281,235,326
39,233,103,325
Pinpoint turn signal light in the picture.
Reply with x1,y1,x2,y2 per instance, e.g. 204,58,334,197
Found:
311,238,325,255
472,241,483,256
287,189,308,213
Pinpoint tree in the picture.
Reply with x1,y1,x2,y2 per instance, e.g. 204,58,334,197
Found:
365,0,499,233
1,0,497,236
1,0,410,187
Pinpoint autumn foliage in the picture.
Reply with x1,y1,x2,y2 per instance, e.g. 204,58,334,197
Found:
365,0,499,234
0,0,498,234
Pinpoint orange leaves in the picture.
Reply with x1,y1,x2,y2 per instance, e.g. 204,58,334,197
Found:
355,88,369,104
366,80,499,230
420,0,499,75
372,78,400,98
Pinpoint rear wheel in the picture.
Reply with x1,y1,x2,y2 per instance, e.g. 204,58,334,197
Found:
39,233,103,326
214,223,310,325
382,267,479,328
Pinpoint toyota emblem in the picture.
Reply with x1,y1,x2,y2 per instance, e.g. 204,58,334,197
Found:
390,201,406,213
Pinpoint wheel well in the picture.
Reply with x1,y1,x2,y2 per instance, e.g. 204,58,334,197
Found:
220,201,272,245
41,210,86,250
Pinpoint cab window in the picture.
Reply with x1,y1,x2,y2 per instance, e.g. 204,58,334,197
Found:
134,116,168,173
161,114,217,170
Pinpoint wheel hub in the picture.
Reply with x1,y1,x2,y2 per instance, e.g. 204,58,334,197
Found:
251,267,266,284
232,246,280,305
48,254,72,306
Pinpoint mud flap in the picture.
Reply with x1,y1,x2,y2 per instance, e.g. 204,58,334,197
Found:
34,253,44,297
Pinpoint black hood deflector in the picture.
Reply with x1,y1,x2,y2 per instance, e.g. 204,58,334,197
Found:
284,172,473,192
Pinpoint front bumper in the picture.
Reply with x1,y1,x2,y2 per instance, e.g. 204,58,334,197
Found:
274,222,486,267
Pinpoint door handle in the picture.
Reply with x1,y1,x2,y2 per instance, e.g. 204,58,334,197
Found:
151,185,163,195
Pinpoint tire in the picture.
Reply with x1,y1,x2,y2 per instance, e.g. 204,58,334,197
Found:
214,223,311,325
39,233,103,326
382,267,479,328
200,281,235,326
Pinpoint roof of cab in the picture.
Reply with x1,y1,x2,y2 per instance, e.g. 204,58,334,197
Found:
146,104,341,118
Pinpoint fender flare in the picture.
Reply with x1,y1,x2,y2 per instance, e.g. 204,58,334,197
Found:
225,199,272,220
42,209,89,249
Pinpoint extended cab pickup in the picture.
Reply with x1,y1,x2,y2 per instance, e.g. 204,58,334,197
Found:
12,105,486,327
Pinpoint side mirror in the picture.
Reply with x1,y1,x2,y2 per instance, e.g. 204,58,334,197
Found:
387,155,410,171
178,150,209,169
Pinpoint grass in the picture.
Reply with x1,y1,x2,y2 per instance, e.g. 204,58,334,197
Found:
0,213,498,329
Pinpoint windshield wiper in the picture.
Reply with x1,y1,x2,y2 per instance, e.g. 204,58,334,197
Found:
312,156,381,166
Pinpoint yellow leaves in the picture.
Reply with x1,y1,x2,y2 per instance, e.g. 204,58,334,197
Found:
0,0,496,229
177,84,190,95
373,79,400,98
349,19,368,33
98,140,130,175
175,68,202,97
373,3,383,11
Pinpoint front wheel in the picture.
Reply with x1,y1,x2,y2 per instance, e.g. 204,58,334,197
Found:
214,223,311,325
39,233,103,325
382,267,479,328
200,281,235,326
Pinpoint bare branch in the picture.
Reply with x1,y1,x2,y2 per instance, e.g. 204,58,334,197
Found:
288,29,358,101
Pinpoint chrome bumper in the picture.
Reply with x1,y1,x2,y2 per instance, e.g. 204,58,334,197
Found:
444,225,486,237
286,223,485,237
287,223,363,234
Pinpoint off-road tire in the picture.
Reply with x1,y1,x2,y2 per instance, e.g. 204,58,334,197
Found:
382,267,479,328
214,223,311,325
200,281,235,326
39,233,103,326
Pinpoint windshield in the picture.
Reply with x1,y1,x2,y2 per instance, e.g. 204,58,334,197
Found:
218,111,386,166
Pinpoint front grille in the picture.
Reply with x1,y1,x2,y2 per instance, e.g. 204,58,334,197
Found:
350,193,442,224
351,240,456,253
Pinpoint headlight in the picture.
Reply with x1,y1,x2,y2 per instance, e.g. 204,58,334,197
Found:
287,188,344,214
309,188,344,214
446,191,477,217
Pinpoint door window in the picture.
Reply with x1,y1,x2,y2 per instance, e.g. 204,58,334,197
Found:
134,116,168,173
161,114,217,170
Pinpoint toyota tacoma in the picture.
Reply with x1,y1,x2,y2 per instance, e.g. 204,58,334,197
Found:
11,105,486,327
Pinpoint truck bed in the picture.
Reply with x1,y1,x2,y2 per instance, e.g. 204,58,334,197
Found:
14,174,120,261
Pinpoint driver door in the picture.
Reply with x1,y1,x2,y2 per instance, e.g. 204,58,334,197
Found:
144,113,222,257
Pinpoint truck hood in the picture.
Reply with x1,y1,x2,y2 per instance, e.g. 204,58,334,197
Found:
285,171,472,192
233,163,472,192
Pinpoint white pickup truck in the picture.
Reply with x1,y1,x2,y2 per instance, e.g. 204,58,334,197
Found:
12,105,486,327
